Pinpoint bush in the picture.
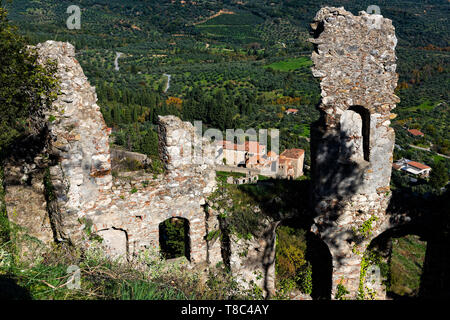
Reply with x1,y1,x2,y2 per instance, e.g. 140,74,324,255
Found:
275,225,312,295
0,6,58,155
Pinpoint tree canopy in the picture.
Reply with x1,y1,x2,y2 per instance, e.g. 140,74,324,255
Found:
0,2,57,156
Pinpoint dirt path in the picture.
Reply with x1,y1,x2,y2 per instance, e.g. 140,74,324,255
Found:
193,9,235,25
114,52,123,71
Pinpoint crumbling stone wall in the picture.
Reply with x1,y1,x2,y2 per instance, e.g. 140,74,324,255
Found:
309,7,400,299
205,201,277,298
2,41,217,265
2,117,54,259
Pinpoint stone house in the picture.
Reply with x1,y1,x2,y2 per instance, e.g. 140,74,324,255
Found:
285,108,299,115
215,140,266,167
278,149,305,179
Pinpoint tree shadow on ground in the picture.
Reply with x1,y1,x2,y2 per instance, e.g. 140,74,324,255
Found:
238,178,333,299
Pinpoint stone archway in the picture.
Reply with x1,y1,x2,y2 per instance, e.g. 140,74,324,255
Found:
340,106,371,163
97,228,129,261
273,219,333,300
159,217,191,261
364,224,429,299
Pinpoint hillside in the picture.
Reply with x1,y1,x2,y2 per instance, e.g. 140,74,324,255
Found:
5,1,448,169
0,0,449,301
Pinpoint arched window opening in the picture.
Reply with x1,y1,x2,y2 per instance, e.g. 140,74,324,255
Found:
159,218,190,261
370,228,428,299
274,220,332,299
340,106,370,162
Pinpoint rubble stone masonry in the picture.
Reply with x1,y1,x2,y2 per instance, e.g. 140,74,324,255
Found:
309,7,399,299
4,41,217,265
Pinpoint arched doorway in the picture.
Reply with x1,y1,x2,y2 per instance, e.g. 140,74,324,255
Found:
340,106,371,162
367,225,428,299
274,218,332,299
159,217,191,261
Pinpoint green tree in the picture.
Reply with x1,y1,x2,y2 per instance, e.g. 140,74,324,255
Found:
0,3,57,156
429,161,449,190
140,129,159,157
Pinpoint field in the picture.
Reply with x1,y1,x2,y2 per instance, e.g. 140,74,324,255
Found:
389,235,427,298
264,57,313,72
402,100,440,112
195,11,264,44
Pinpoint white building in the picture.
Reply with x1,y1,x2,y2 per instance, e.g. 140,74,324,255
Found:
393,158,432,177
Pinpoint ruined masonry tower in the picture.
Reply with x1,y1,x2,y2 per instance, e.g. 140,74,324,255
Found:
309,7,399,299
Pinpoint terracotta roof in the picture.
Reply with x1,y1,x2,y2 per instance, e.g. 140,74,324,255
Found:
407,161,431,170
218,140,266,153
267,151,277,158
286,108,299,113
280,149,305,159
408,129,424,136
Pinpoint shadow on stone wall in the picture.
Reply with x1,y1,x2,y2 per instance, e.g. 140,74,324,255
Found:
306,232,333,300
238,178,333,299
310,115,369,260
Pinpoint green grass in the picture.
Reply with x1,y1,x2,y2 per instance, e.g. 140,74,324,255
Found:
264,57,313,72
432,155,446,163
402,100,439,112
389,235,427,297
195,11,264,43
300,124,310,138
118,280,191,300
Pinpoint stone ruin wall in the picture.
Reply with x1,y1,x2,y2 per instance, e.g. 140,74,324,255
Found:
1,6,402,300
2,41,218,265
0,40,278,297
205,201,278,297
309,7,400,298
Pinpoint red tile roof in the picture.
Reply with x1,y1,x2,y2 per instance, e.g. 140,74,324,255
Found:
286,108,299,113
408,129,424,136
218,140,265,153
407,161,431,170
280,149,305,159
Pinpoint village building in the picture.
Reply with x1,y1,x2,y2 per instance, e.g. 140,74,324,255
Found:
277,149,305,179
285,108,299,115
393,158,432,177
245,153,278,176
216,140,304,179
408,129,425,137
215,140,266,167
